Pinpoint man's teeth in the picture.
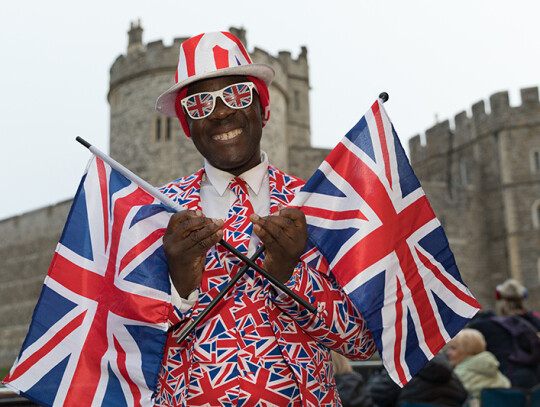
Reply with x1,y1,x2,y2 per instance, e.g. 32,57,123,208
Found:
213,129,242,141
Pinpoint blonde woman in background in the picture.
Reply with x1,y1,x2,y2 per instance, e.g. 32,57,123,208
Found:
447,329,510,404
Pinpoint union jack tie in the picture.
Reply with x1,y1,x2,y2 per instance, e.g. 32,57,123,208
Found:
223,177,255,259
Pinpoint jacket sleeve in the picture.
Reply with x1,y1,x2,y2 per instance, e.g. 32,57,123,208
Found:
268,248,376,360
167,287,199,329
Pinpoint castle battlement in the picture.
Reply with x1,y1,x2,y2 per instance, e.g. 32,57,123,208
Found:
409,86,540,164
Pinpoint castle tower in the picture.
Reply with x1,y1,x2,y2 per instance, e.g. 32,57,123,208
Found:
409,88,540,309
108,23,327,187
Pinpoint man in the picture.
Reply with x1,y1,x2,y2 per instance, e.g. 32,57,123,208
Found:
154,31,375,406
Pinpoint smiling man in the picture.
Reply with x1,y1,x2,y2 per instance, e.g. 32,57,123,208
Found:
153,31,375,406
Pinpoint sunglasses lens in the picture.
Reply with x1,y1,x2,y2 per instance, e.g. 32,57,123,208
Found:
182,83,253,119
184,93,214,119
222,83,253,108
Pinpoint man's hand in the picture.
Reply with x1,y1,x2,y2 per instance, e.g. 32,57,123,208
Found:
250,208,307,283
163,210,223,298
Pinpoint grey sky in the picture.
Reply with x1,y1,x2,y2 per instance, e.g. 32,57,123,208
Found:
2,0,539,220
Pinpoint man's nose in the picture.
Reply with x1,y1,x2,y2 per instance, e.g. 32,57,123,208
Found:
210,97,235,119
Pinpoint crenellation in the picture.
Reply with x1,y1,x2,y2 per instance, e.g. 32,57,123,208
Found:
278,49,309,80
408,134,425,163
278,50,292,62
252,47,274,65
110,43,177,95
489,91,510,117
454,111,468,133
228,27,247,48
471,100,486,122
146,39,164,50
453,110,475,145
425,120,451,156
520,86,539,106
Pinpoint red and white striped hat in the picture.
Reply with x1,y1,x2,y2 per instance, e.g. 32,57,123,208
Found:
155,31,275,117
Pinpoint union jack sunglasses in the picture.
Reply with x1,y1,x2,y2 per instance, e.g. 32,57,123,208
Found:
181,82,256,119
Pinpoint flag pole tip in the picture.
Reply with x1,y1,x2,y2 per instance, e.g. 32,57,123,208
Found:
76,136,91,149
379,92,389,103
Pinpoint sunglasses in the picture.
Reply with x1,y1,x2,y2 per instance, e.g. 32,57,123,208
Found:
181,82,256,120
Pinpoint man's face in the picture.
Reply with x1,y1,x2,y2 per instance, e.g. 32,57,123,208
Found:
185,75,263,176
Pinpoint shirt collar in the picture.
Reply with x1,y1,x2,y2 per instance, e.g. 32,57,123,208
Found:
204,151,269,196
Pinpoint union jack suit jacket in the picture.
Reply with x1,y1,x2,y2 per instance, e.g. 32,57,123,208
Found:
155,165,376,406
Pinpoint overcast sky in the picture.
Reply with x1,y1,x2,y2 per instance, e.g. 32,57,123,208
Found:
2,0,540,220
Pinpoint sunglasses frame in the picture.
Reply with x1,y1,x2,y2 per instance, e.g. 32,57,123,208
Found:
181,82,256,120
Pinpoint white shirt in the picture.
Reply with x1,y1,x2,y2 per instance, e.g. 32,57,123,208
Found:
170,152,271,310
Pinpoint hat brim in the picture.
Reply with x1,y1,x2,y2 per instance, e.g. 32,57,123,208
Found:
155,63,275,117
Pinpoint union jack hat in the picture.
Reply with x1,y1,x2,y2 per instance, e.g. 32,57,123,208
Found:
155,31,275,117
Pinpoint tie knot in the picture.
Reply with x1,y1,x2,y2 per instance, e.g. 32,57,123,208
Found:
229,177,249,196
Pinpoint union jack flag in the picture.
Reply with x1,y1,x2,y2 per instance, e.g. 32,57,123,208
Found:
291,100,480,386
3,156,173,406
184,93,214,118
222,83,252,108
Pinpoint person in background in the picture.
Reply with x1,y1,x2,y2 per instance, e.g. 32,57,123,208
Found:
366,352,467,407
331,351,374,407
468,278,540,389
447,328,510,404
494,278,540,329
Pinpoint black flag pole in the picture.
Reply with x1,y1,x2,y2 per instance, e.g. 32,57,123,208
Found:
75,137,316,333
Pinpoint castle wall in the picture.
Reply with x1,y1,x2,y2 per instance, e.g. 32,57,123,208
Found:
410,87,540,310
0,201,71,366
261,86,288,170
288,145,331,182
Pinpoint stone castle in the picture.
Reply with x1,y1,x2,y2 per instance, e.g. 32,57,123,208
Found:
1,22,539,368
409,89,540,310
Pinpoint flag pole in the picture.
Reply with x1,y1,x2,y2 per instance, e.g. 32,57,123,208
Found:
76,137,184,212
75,137,316,321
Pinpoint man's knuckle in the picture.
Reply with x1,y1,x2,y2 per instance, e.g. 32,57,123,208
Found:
198,238,212,250
186,218,199,228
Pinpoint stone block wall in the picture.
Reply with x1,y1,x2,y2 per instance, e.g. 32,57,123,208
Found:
0,201,71,366
410,87,540,310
